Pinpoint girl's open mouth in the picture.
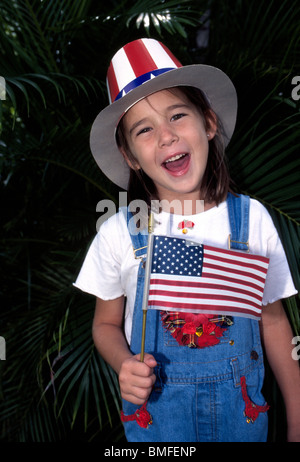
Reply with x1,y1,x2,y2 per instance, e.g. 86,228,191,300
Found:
162,153,190,175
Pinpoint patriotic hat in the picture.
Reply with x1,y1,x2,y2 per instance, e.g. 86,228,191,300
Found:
90,38,237,189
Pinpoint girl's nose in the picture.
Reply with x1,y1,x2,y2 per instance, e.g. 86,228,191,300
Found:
158,123,179,148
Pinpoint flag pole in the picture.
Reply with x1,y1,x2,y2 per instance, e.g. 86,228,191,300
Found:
140,211,155,362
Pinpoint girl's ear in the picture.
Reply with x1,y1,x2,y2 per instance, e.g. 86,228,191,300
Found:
119,147,141,170
205,109,218,140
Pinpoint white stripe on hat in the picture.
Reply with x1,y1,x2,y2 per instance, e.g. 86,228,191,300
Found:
111,47,136,99
142,38,179,69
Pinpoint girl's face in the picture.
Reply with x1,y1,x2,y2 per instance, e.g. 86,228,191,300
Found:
120,88,217,205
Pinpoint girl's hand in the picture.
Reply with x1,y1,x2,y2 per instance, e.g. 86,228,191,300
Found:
119,353,157,405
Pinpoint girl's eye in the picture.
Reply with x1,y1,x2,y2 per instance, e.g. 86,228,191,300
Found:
136,127,151,136
171,113,186,121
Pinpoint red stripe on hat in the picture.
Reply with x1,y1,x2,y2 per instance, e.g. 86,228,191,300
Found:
124,40,158,77
160,42,182,68
107,61,119,103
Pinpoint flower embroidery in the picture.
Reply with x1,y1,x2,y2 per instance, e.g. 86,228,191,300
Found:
178,220,195,234
161,311,233,349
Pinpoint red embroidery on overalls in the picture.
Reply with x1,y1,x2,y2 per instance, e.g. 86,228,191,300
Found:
161,311,233,348
241,375,269,423
120,401,152,429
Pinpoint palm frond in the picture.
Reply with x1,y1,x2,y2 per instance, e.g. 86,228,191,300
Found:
0,0,94,73
125,0,202,38
209,0,300,78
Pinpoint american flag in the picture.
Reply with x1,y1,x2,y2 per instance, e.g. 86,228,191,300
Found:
148,236,269,320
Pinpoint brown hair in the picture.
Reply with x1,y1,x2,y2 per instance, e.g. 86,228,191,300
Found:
116,86,233,207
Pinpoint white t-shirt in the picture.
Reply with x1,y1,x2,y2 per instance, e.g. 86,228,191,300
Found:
74,199,297,343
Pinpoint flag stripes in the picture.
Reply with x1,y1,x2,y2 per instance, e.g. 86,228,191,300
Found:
148,236,269,320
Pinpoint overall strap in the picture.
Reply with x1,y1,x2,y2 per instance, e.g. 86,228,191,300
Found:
227,192,250,252
120,207,148,260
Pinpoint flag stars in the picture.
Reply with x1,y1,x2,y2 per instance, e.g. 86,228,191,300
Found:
152,236,203,277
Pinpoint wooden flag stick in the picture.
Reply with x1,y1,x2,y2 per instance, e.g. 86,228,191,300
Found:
140,212,155,362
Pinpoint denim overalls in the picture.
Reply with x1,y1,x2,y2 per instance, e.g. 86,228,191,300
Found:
121,193,269,442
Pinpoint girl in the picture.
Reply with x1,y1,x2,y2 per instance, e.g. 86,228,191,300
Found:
74,38,299,442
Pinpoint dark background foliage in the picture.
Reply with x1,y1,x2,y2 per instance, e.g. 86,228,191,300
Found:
0,0,299,442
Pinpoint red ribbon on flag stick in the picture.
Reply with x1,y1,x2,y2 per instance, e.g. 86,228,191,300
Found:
140,212,155,362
